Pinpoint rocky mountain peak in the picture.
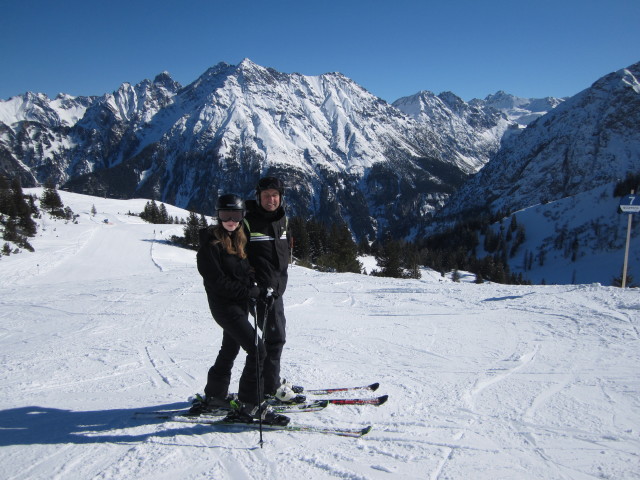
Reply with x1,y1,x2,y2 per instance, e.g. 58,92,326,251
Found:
1,60,636,249
436,61,640,222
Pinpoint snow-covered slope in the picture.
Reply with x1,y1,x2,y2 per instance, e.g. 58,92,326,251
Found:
1,190,638,479
480,184,640,285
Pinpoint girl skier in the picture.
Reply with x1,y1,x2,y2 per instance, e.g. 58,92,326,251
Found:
191,193,289,426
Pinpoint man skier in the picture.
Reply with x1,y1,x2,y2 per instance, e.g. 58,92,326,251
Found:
244,176,302,403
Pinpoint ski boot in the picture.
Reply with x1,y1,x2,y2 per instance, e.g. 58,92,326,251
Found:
271,379,306,404
188,393,236,415
281,378,305,394
225,400,290,426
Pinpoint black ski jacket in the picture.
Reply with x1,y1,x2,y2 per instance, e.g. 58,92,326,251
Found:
196,227,254,305
243,200,289,297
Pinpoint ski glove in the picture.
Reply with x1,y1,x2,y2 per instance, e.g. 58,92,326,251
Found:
248,284,261,299
247,284,260,319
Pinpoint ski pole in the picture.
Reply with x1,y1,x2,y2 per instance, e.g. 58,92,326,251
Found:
255,287,273,447
253,305,264,447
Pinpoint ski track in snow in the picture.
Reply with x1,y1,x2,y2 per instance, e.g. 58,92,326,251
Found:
1,190,640,479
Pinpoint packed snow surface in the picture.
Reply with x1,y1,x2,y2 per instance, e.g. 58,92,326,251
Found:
1,191,639,479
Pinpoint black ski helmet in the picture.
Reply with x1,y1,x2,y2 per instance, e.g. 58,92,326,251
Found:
256,176,285,204
216,194,245,213
256,176,284,195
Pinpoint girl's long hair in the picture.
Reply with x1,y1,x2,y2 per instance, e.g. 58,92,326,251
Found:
211,223,248,259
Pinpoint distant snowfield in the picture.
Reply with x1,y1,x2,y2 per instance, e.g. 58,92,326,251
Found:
1,191,639,479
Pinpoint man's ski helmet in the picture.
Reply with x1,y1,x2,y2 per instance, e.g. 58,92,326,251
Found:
256,177,284,195
256,176,285,203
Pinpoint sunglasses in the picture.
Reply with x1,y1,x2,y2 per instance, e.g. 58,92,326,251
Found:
218,211,244,223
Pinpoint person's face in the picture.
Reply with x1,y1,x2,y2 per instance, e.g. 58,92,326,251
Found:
221,219,239,232
260,189,280,212
218,210,243,232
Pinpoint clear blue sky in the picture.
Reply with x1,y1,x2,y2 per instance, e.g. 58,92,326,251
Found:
1,0,638,102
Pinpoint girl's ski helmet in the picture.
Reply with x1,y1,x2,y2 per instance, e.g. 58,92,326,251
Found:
216,194,245,213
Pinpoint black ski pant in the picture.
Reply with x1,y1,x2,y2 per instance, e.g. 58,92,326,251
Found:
256,295,286,396
204,299,266,406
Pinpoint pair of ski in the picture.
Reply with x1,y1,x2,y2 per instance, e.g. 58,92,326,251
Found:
138,382,385,438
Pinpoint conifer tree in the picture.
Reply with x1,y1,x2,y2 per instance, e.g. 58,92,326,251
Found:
3,217,18,242
612,272,635,288
375,235,404,278
12,178,36,235
40,181,64,212
357,237,371,255
317,223,362,273
0,177,37,245
159,203,170,224
289,217,311,262
183,212,202,249
404,247,422,279
141,200,160,223
0,175,11,215
307,220,329,262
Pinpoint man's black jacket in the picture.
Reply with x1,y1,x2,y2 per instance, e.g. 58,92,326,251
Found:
243,199,289,297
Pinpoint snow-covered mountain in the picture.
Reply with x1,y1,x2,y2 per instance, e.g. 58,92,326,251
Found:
475,90,565,125
0,92,97,187
437,63,640,218
0,60,448,239
393,90,564,173
0,92,94,127
0,59,562,241
431,62,640,285
396,92,505,173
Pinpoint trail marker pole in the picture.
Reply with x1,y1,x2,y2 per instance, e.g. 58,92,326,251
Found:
618,191,638,288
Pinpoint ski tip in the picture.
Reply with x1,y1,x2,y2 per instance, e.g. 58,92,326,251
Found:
370,382,380,392
378,394,389,405
361,425,373,436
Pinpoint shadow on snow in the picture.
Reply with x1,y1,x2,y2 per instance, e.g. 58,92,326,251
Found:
0,403,242,446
